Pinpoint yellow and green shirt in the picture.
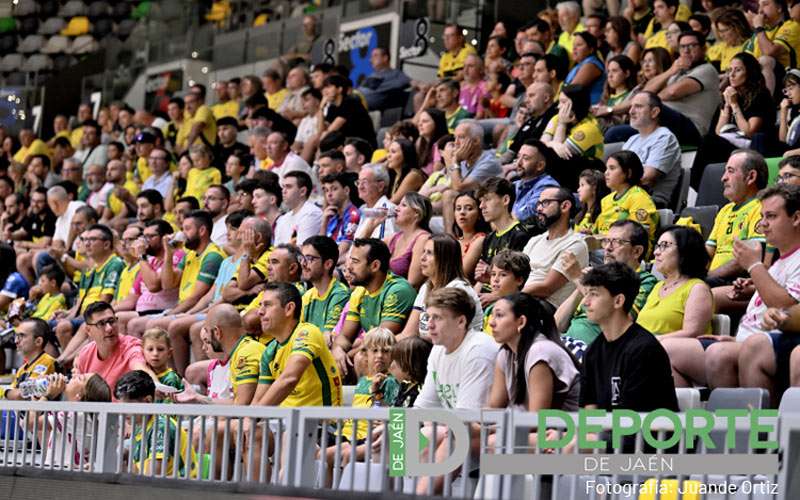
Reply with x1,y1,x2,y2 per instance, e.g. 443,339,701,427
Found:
12,138,50,164
32,293,66,321
0,352,57,398
212,100,240,119
183,104,217,147
345,273,416,331
131,414,198,478
115,262,140,303
340,375,400,441
184,167,222,203
438,44,478,78
258,322,342,407
228,335,266,398
178,242,226,302
267,88,290,111
596,186,658,245
77,254,126,313
707,198,764,270
301,279,350,332
744,20,800,68
543,115,604,160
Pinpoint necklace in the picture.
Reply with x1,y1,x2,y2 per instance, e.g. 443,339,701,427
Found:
661,276,686,294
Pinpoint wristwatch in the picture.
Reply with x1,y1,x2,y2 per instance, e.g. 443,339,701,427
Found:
754,26,766,33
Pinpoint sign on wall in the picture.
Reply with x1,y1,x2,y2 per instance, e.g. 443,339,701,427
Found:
335,13,399,87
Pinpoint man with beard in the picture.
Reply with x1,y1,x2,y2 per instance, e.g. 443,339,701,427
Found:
128,211,225,340
2,193,27,242
521,186,588,311
135,190,165,225
11,186,56,251
100,159,139,231
299,236,350,337
72,120,107,177
511,140,559,224
84,163,113,213
332,238,415,378
203,184,230,248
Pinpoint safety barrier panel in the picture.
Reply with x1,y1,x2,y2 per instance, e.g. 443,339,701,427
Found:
0,401,794,499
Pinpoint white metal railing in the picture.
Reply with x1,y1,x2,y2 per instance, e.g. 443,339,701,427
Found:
0,401,794,499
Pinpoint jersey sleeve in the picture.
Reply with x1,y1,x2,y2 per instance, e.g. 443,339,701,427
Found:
101,260,125,296
744,205,765,242
542,114,558,138
258,342,278,385
253,249,271,279
325,287,351,332
289,325,323,361
197,251,224,285
379,282,415,325
345,288,365,323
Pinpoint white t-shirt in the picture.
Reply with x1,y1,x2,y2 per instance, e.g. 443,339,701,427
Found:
53,200,86,243
86,182,114,211
355,195,397,239
211,214,229,246
736,247,800,341
414,279,484,337
273,199,322,245
415,329,499,410
272,152,312,180
523,229,589,307
496,334,580,411
44,411,95,468
296,115,318,144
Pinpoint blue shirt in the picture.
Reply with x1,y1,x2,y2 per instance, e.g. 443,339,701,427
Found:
211,255,244,303
566,55,605,104
513,174,560,222
460,150,502,184
0,272,29,300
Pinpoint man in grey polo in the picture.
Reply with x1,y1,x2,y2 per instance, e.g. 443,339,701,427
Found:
623,91,681,208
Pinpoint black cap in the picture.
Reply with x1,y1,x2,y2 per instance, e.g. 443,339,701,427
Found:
134,131,156,144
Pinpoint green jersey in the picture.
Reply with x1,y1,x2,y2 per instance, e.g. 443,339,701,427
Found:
301,279,350,332
345,273,415,331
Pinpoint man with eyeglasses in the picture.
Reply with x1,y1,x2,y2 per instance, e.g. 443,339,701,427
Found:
555,220,659,348
54,224,125,362
0,318,56,400
73,301,154,401
141,146,173,199
641,30,719,147
777,156,800,186
300,236,350,342
112,225,143,310
521,186,588,311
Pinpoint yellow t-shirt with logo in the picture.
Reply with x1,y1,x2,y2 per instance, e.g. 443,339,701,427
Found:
107,180,140,217
707,198,764,270
12,139,50,164
115,262,140,303
178,242,226,302
212,100,240,119
32,292,67,320
227,335,266,398
0,352,57,398
708,41,744,71
596,186,659,244
744,20,800,68
77,254,125,313
544,115,604,160
267,88,290,111
438,44,478,78
182,104,217,147
184,167,221,203
257,322,342,407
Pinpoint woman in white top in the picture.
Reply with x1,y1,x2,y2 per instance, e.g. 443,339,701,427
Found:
399,233,483,339
488,292,580,412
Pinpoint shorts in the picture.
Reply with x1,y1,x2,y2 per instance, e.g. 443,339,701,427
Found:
771,333,800,397
48,317,84,338
137,309,163,316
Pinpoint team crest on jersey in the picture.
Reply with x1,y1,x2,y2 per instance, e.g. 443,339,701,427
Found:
384,293,398,308
237,356,246,369
33,364,48,374
574,131,585,141
635,209,648,222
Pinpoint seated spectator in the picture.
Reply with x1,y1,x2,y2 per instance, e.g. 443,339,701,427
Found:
778,156,800,186
386,138,427,204
592,55,638,128
440,121,502,231
72,122,107,174
211,81,239,120
320,173,360,262
294,88,322,163
101,160,139,231
637,226,714,338
708,9,751,72
343,138,374,175
320,74,377,149
595,151,658,246
489,293,580,411
282,67,310,124
521,186,589,310
84,163,112,213
541,84,604,190
0,318,57,400
512,139,560,224
526,19,569,70
72,302,153,399
705,150,768,290
379,192,431,287
0,245,28,315
142,327,183,395
459,54,489,116
400,234,483,339
180,84,217,154
300,236,351,334
564,32,606,104
213,116,249,172
503,82,558,163
112,225,143,310
356,47,410,111
334,238,416,377
474,177,532,290
665,21,692,55
416,108,449,176
663,185,800,406
556,220,657,346
743,0,800,94
580,261,679,412
483,250,531,333
273,171,322,245
482,71,514,120
623,91,681,208
252,181,283,227
437,23,478,80
452,191,490,280
484,35,512,73
606,16,642,63
135,190,166,226
354,164,396,240
184,144,222,204
574,169,610,234
774,69,800,157
556,1,586,60
9,186,56,254
31,265,67,321
643,0,679,50
692,52,775,189
266,131,313,181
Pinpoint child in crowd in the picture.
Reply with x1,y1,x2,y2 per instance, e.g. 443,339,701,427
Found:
31,265,67,321
573,169,610,235
142,328,184,396
115,370,198,477
376,336,433,408
484,250,531,335
481,71,512,119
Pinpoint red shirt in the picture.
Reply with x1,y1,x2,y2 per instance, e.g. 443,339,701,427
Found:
75,335,145,401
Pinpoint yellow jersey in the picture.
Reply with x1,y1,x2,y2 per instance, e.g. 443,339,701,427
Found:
557,22,586,64
258,322,342,407
0,352,57,398
708,41,744,71
32,293,67,321
69,127,84,149
267,88,289,111
184,167,221,203
211,100,240,119
178,242,226,302
182,104,217,147
707,198,764,270
596,186,658,244
115,261,140,303
77,254,125,313
744,20,800,68
12,138,50,164
543,114,604,160
131,415,198,478
227,335,266,398
438,44,477,78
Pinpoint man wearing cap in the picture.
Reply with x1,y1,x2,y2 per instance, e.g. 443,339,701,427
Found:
213,117,249,172
133,129,160,183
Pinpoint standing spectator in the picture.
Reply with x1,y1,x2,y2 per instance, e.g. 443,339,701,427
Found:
459,54,489,116
357,47,411,111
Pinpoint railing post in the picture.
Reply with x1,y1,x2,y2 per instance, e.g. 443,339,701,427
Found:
94,410,118,474
290,410,319,488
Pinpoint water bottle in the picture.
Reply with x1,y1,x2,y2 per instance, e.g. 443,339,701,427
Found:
18,378,49,399
361,207,396,218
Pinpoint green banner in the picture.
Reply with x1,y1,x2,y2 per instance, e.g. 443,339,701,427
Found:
388,408,405,477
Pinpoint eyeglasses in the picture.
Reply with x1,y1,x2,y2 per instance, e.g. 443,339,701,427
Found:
678,43,701,51
80,236,106,243
778,172,800,182
301,254,321,264
143,232,160,239
654,241,676,252
122,237,139,244
87,316,118,328
535,198,563,208
601,238,632,248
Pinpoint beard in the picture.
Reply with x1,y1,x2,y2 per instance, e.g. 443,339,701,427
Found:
210,337,224,353
185,235,201,251
349,271,371,287
538,211,560,229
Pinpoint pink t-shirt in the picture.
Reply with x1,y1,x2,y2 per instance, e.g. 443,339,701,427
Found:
132,251,184,312
75,334,145,401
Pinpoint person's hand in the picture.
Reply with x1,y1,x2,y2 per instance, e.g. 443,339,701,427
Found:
332,345,352,377
370,372,387,398
723,86,738,108
239,227,258,256
44,374,68,400
131,238,147,260
781,98,792,113
423,85,437,107
322,204,338,222
727,277,755,301
671,56,691,74
441,141,456,167
48,244,65,261
174,379,201,403
114,186,131,201
550,142,574,160
474,260,490,282
591,104,610,117
559,251,584,284
557,98,574,124
453,137,475,163
748,11,765,29
479,291,498,308
732,238,762,270
763,308,790,331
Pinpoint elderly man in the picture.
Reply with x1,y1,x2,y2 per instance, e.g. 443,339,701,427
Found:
354,163,396,239
441,120,503,235
556,1,585,59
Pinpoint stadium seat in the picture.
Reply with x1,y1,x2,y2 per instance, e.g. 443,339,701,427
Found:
0,34,17,54
766,156,781,185
602,142,624,162
0,54,24,73
60,0,89,18
38,17,66,35
116,19,137,40
656,208,673,232
675,387,702,411
52,54,77,72
21,54,53,73
17,34,45,54
680,205,719,240
0,17,16,34
17,16,39,37
71,34,98,54
41,35,71,54
38,0,60,19
779,387,800,413
91,18,113,39
711,314,731,337
87,1,111,21
13,0,39,18
669,166,691,212
61,16,90,37
696,162,727,207
5,71,27,85
706,388,769,453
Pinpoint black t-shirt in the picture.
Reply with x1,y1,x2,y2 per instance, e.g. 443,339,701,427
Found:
480,220,532,264
633,10,654,35
21,210,57,241
325,95,377,148
741,88,776,132
510,104,558,154
213,141,251,174
580,322,679,412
